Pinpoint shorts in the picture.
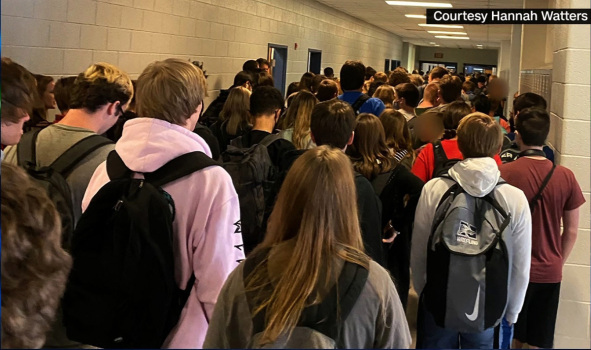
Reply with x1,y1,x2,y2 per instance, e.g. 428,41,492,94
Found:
513,282,561,348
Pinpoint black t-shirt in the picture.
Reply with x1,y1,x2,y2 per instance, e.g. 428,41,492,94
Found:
210,121,251,153
194,124,221,161
240,129,296,171
354,173,385,267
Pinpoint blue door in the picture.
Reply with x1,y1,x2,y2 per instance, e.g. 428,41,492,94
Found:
269,44,288,97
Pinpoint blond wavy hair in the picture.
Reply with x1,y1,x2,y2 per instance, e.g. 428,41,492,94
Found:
1,163,72,349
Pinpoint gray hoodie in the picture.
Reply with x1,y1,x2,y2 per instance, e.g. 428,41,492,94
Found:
203,242,412,349
411,157,532,324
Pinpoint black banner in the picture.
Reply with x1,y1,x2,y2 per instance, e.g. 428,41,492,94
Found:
426,9,591,24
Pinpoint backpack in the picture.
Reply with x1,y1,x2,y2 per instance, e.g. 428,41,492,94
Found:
243,249,369,348
222,134,280,255
351,94,371,115
432,140,461,178
371,165,404,233
16,129,113,251
63,151,219,349
423,177,512,333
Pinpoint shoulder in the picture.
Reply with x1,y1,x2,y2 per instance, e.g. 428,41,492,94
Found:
366,260,396,296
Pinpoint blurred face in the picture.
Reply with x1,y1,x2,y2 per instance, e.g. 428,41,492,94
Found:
260,64,269,73
1,113,30,146
43,81,57,109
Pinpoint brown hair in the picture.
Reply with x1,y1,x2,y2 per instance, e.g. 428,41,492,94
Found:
1,57,36,123
54,76,77,114
315,79,339,102
438,74,463,103
410,74,424,87
70,62,133,113
1,163,72,349
373,72,388,83
310,99,356,149
136,58,206,125
279,91,318,149
429,66,448,81
298,72,315,92
423,82,440,105
220,86,251,135
373,85,395,108
347,113,394,180
457,112,503,158
380,109,415,161
388,68,411,87
247,146,369,345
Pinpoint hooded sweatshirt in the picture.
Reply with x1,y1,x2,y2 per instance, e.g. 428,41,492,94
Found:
82,118,244,348
411,157,531,324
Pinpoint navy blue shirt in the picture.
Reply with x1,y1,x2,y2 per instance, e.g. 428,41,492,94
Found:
339,91,386,117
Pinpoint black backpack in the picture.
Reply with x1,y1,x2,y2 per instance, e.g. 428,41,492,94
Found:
424,178,511,333
17,129,113,250
222,134,280,255
351,94,371,115
63,151,219,348
243,249,369,348
432,140,461,178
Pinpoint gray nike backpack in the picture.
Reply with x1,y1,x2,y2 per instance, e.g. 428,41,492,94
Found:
423,178,512,333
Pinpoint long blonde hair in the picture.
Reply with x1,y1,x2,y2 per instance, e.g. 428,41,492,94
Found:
247,146,369,344
219,86,251,135
278,90,318,149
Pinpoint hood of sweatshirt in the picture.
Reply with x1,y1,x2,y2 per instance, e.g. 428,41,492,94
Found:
448,157,500,198
115,118,212,173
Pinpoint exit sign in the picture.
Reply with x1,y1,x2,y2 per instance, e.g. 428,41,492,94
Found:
434,52,444,58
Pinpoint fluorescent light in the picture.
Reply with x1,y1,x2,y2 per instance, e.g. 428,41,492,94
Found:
435,35,470,40
428,30,467,35
386,1,453,7
405,14,427,19
476,44,483,46
419,23,464,28
429,42,436,44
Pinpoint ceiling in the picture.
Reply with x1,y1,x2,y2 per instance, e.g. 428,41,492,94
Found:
315,0,525,49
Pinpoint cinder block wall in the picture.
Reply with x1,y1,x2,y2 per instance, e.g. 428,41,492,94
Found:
549,0,590,347
1,0,403,108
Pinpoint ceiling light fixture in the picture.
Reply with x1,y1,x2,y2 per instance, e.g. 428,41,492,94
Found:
419,24,464,28
434,35,470,40
405,14,427,18
386,1,453,7
427,30,468,35
476,44,483,46
429,42,436,44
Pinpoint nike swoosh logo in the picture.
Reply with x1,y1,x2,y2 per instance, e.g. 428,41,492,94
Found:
465,285,481,321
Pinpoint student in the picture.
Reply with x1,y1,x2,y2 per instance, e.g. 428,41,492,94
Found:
310,74,327,94
412,113,532,349
278,90,318,150
500,108,585,350
474,75,487,96
347,113,424,309
365,66,377,81
81,58,243,348
339,60,386,116
5,62,130,225
388,67,411,88
411,101,502,183
380,108,416,170
310,99,384,266
416,82,440,116
429,74,463,113
209,86,252,153
428,66,448,83
256,72,274,87
53,76,77,122
373,84,395,108
200,71,253,127
256,58,270,73
315,79,339,102
203,146,412,349
461,80,476,105
25,74,56,132
285,81,300,102
374,71,389,83
1,163,73,349
239,86,296,170
242,59,259,74
298,72,316,92
1,58,35,153
394,83,420,135
323,66,335,79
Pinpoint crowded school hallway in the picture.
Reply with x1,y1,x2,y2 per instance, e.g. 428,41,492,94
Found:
1,0,589,349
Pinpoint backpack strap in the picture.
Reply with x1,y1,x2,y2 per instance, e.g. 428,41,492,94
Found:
372,165,402,197
529,163,556,213
351,94,371,114
230,136,244,148
49,135,113,177
432,139,448,165
16,129,43,167
258,133,281,148
106,151,220,188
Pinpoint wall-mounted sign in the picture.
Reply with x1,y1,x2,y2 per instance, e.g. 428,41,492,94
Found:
434,52,444,58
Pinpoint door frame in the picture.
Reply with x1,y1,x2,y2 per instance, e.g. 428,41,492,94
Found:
268,43,289,96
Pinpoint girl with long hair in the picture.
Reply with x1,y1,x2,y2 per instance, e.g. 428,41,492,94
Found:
203,146,411,348
347,113,424,309
209,86,252,152
380,108,416,170
25,74,55,132
278,90,318,150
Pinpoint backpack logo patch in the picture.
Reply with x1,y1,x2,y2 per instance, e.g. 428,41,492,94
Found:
456,221,478,245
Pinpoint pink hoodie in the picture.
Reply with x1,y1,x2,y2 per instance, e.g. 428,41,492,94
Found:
82,118,244,348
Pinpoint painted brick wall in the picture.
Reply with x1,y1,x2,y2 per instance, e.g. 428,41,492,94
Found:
1,0,403,109
549,0,590,348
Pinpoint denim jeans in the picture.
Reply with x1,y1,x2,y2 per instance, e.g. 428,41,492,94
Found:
418,298,495,349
